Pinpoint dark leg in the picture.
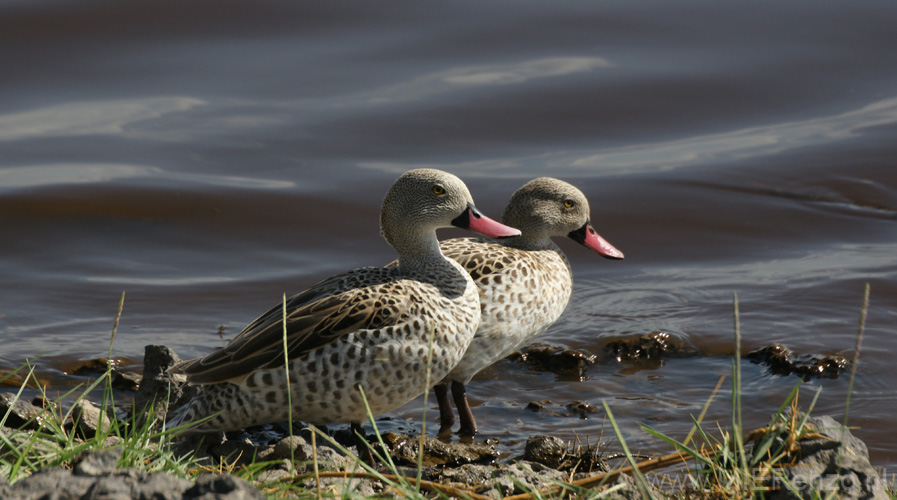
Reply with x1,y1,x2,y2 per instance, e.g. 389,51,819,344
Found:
351,422,375,465
434,383,455,434
452,380,477,436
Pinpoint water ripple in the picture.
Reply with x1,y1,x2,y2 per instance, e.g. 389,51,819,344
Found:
358,95,897,178
0,163,295,191
0,97,205,142
368,56,611,103
568,96,897,173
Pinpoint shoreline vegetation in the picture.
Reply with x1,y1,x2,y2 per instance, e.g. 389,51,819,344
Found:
1,287,892,499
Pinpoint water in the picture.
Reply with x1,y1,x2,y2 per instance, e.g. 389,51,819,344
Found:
1,0,895,465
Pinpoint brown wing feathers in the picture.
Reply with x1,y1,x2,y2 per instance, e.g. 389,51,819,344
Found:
173,279,410,385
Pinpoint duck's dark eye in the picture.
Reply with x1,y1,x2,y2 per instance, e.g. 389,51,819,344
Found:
564,199,575,208
432,185,446,195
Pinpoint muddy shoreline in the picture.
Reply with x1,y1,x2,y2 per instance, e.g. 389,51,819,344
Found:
1,340,881,499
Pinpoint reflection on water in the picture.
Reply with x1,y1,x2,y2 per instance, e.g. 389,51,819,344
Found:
0,163,296,191
0,97,205,142
86,276,238,286
0,163,153,189
370,57,612,102
569,96,897,173
359,95,897,178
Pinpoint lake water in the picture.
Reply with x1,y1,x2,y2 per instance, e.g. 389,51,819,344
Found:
1,0,895,466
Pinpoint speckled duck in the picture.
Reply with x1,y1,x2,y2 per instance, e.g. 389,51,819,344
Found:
433,177,623,435
165,169,520,453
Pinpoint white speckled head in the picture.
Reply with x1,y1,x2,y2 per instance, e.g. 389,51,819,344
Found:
380,169,520,260
501,177,623,259
380,169,472,245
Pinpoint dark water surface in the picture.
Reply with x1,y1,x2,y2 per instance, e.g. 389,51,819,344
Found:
2,1,896,465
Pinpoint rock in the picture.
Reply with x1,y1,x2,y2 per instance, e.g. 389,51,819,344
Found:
523,435,566,468
257,435,310,462
567,400,601,419
524,399,605,423
747,344,849,379
499,461,568,495
69,357,141,391
31,394,50,408
0,467,98,500
185,474,265,499
526,399,551,411
383,432,500,467
519,434,607,473
110,370,142,392
256,464,293,483
0,450,263,500
428,461,566,498
0,392,43,430
292,444,353,472
599,472,663,500
74,447,123,475
300,474,384,498
767,414,888,500
70,399,114,439
133,344,191,428
437,463,498,485
71,357,115,375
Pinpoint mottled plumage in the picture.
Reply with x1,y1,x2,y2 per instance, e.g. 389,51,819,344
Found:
433,177,624,435
165,169,520,443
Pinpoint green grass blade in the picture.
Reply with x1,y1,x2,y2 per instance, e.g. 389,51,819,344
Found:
281,293,295,466
683,374,725,447
601,400,655,499
843,283,869,432
640,424,714,468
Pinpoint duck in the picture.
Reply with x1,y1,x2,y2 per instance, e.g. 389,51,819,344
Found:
165,168,520,457
432,177,623,435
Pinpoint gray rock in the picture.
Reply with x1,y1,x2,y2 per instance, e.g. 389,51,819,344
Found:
437,463,498,486
185,474,265,499
133,344,190,428
85,471,189,500
523,434,567,468
769,414,888,500
299,474,382,498
257,435,310,462
74,448,123,476
304,444,353,470
383,432,500,467
4,467,97,499
0,450,263,499
71,399,114,439
256,462,293,483
599,473,662,500
502,461,567,493
0,392,43,430
429,460,568,498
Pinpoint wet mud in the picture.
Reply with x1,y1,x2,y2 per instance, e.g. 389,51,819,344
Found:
603,331,695,368
507,343,598,380
512,337,849,382
511,332,696,378
0,343,885,499
746,343,850,379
